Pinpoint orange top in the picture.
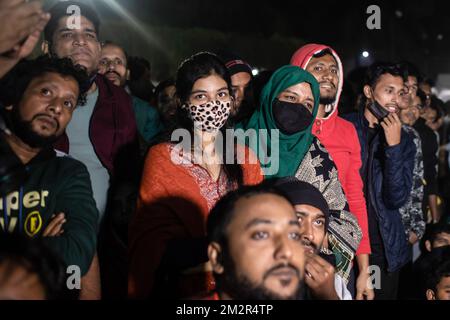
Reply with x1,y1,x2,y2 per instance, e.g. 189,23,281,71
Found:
129,143,263,299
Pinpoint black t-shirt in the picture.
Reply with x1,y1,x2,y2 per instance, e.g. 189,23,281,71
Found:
364,126,386,265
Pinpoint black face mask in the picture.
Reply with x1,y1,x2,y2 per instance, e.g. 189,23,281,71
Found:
272,99,313,135
368,99,390,121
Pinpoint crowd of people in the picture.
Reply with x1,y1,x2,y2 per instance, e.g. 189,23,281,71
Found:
0,1,449,301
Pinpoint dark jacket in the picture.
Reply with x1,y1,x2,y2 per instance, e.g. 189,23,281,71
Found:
54,74,139,181
344,110,415,272
413,118,439,196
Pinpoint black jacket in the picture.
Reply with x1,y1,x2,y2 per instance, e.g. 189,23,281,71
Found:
344,110,415,272
413,118,439,196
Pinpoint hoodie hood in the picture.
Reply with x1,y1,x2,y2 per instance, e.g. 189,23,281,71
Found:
290,44,344,121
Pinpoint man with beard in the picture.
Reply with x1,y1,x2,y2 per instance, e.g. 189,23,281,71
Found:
344,62,416,300
290,45,372,299
43,2,139,223
275,178,352,300
98,41,163,150
206,184,305,300
0,56,99,299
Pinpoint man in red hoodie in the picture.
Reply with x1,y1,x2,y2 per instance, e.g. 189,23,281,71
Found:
291,44,373,300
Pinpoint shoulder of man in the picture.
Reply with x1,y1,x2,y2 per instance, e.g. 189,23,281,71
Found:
336,116,361,138
52,149,91,175
341,112,359,126
131,95,159,114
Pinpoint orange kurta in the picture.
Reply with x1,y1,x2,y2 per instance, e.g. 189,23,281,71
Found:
128,143,263,299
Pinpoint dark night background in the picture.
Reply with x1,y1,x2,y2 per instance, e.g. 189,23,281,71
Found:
42,0,450,87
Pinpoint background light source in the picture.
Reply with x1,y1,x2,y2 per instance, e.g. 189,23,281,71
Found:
362,51,370,58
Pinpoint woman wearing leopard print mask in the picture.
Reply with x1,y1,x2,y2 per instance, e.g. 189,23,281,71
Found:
129,52,263,299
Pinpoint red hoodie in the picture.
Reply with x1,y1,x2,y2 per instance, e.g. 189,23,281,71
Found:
291,44,371,255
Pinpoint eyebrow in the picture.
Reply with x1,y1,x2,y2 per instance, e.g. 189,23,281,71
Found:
58,27,97,34
312,61,337,68
58,28,73,33
191,87,228,94
39,81,77,101
296,211,326,220
245,218,272,230
244,218,299,230
284,90,299,97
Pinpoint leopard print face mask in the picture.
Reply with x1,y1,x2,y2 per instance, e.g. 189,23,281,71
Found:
185,100,231,133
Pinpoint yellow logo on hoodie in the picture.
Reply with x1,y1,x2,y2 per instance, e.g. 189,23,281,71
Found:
24,211,42,237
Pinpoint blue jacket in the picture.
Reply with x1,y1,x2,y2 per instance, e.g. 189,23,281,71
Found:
344,110,415,272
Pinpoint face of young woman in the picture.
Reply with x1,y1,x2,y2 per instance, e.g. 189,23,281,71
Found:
186,74,232,133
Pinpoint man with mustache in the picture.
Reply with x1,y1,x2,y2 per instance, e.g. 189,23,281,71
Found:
275,178,352,300
344,62,416,300
206,183,306,300
0,56,99,299
97,41,163,150
290,44,372,299
42,2,139,224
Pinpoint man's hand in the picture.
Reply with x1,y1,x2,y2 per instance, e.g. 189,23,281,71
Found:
355,254,374,300
0,0,50,78
305,253,339,300
409,231,419,245
355,270,375,300
380,113,402,146
5,17,49,60
0,0,50,54
42,213,66,237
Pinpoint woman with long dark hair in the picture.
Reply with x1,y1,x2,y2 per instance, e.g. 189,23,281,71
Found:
129,52,263,299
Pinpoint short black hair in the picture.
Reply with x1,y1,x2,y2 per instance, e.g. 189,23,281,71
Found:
127,56,151,82
428,223,450,245
101,41,129,65
424,246,450,292
207,183,292,246
429,96,446,120
0,233,67,300
313,48,334,59
416,89,428,106
397,61,422,83
155,78,176,104
0,56,88,107
44,1,100,45
364,61,406,89
421,77,435,88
